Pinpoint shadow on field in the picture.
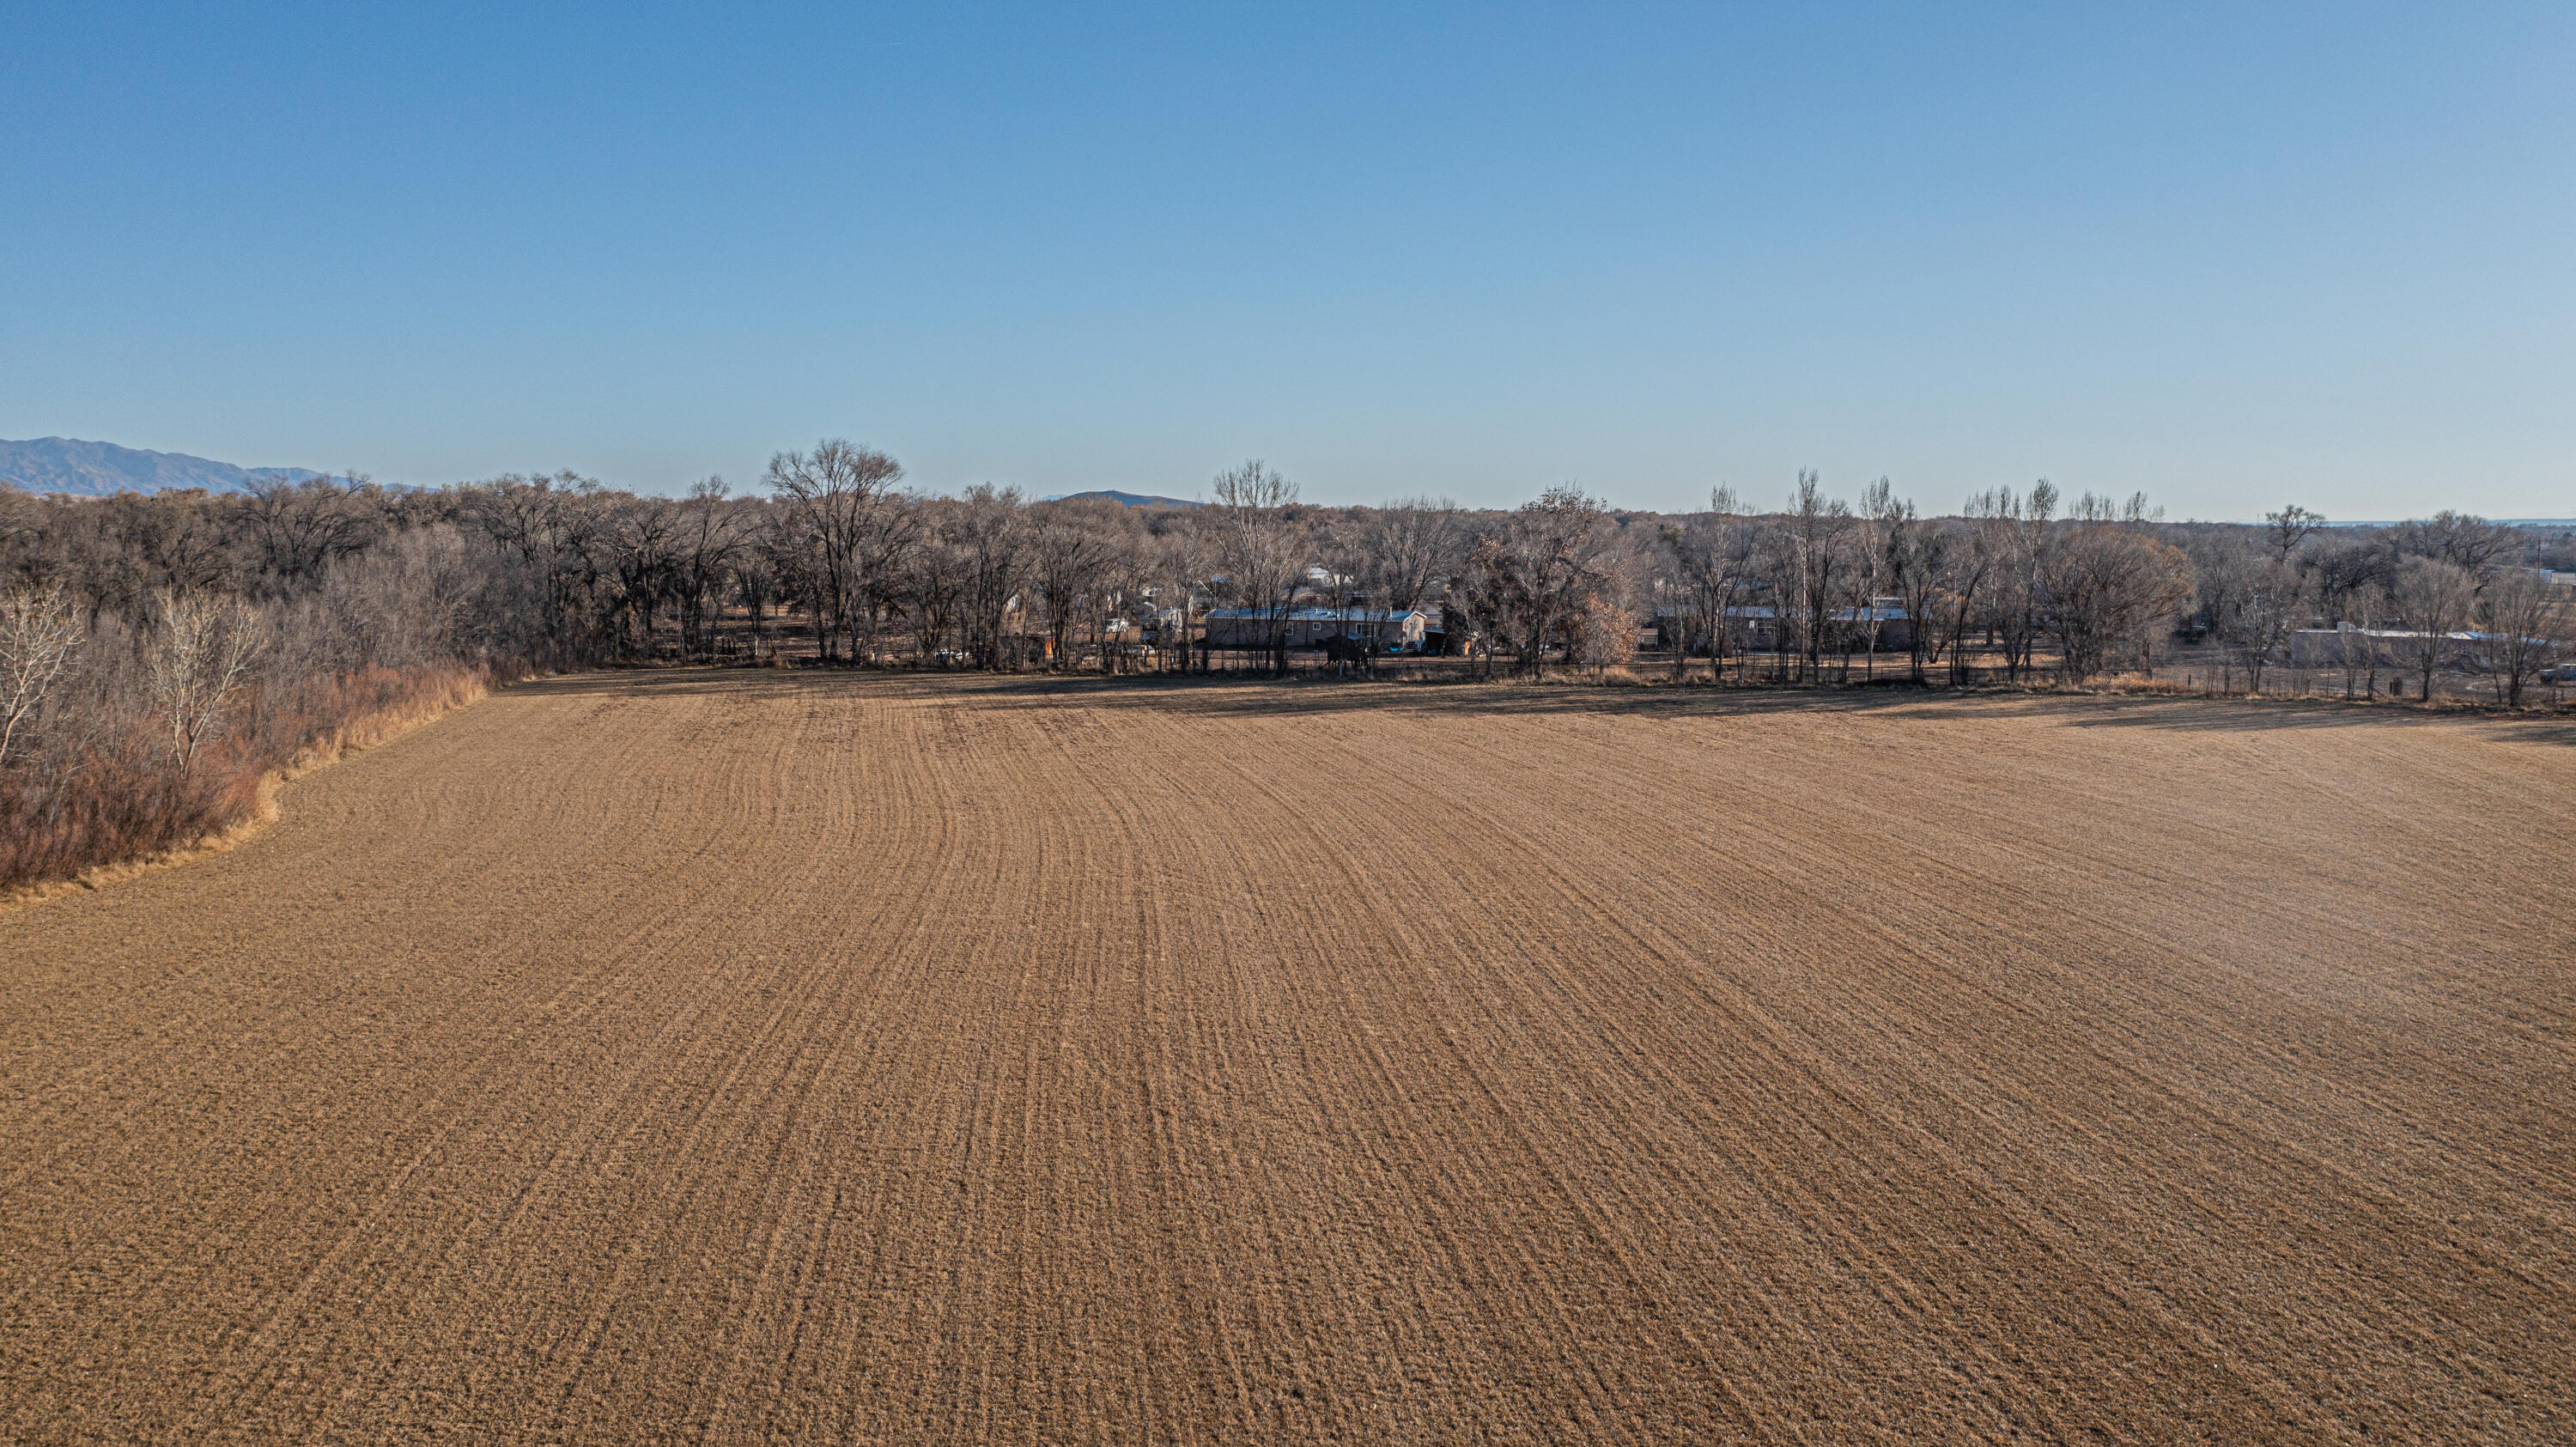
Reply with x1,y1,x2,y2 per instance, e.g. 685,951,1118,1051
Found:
519,667,2576,745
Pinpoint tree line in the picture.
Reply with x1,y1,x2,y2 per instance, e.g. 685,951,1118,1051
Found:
3,444,2568,888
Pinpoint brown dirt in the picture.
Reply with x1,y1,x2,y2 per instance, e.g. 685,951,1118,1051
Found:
4,671,2571,1444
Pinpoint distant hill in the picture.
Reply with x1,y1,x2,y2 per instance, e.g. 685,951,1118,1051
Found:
1041,489,1204,508
0,437,346,497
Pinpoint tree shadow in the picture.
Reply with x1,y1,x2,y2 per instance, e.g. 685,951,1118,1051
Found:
509,666,2576,745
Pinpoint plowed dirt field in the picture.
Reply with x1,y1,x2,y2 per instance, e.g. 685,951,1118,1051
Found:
4,672,2571,1444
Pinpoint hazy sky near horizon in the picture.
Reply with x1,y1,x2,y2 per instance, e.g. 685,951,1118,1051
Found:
4,3,2570,520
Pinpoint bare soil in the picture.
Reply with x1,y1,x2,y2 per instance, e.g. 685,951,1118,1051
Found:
4,672,2570,1444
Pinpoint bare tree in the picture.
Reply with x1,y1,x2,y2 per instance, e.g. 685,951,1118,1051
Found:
1346,497,1464,677
1880,496,1947,684
1494,485,1618,679
902,502,967,665
672,478,750,660
1451,531,1516,680
149,588,264,775
2334,582,2388,697
2219,552,2306,694
1030,507,1119,670
457,471,614,662
1087,526,1155,675
950,485,1029,670
2263,504,2327,564
1147,511,1213,674
1993,481,2057,683
1856,477,1899,680
240,477,381,594
1209,460,1304,675
1670,486,1758,683
735,510,802,666
2472,568,2570,708
2390,556,2475,702
1782,470,1856,682
766,439,904,664
2044,523,2195,683
1934,491,2011,685
606,496,680,660
2391,510,2516,572
1358,499,1463,610
0,581,82,768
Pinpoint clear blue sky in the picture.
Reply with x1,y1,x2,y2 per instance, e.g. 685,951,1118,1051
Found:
4,3,2569,518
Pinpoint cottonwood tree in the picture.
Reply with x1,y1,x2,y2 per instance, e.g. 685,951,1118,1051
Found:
1146,511,1213,673
1880,495,1948,684
1496,485,1618,679
1209,460,1304,675
2307,535,2401,621
2335,581,2389,697
1,582,82,768
2221,552,2306,693
605,496,680,659
1357,498,1464,618
458,471,617,661
1856,477,1900,679
1030,505,1119,670
2263,504,2327,564
1105,532,1164,675
1929,491,2012,684
2390,556,2475,701
732,514,804,666
2473,568,2570,708
1362,496,1458,591
2044,522,2195,683
948,485,1029,670
766,439,904,664
671,478,750,660
1782,471,1856,682
1350,497,1465,675
903,502,969,665
1451,531,1517,679
240,477,382,594
1992,481,2057,683
854,500,927,666
2391,510,2516,572
85,492,236,623
149,588,263,775
1670,486,1759,683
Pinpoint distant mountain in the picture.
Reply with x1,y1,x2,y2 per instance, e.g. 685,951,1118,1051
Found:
0,437,347,497
1041,489,1205,508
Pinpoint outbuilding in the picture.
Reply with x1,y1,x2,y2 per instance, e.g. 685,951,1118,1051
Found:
1201,606,1431,652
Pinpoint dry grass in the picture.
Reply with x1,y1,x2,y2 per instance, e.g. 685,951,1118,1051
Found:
0,665,501,913
3,671,2571,1443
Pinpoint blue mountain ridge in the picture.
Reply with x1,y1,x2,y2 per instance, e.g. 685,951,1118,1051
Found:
1036,489,1204,508
0,436,350,496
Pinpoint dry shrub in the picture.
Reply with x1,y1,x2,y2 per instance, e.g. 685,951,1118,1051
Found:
0,659,521,897
0,742,243,891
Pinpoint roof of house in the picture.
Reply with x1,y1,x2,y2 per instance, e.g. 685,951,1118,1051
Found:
2295,627,2558,646
1203,606,1428,623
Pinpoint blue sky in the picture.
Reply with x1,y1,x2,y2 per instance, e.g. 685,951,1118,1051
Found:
3,3,2569,518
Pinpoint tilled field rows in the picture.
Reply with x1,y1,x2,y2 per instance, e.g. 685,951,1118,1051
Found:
3,673,2571,1444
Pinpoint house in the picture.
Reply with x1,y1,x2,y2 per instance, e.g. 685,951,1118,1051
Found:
2293,624,2561,676
1724,605,1782,651
1646,603,1783,652
2289,626,2471,669
1832,600,1913,654
1202,606,1431,652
